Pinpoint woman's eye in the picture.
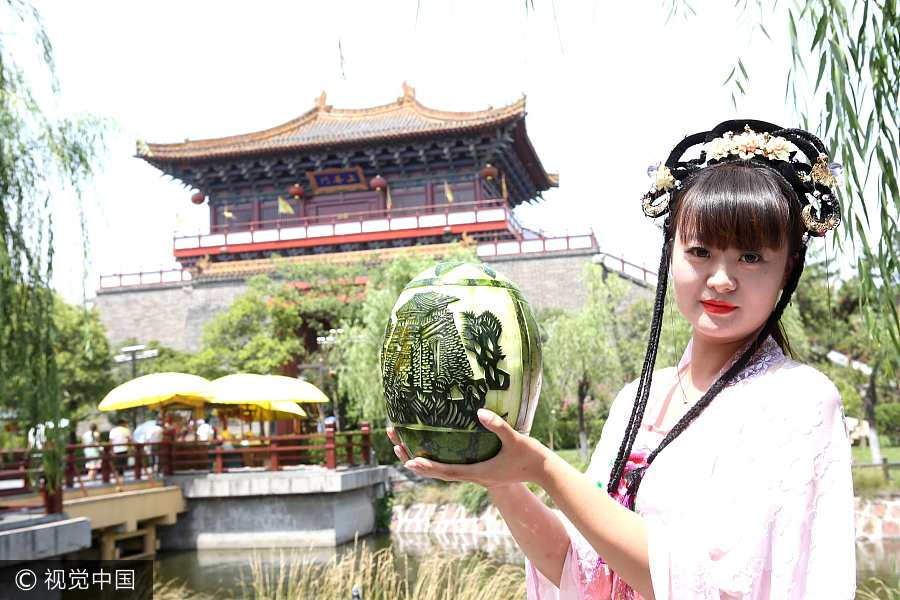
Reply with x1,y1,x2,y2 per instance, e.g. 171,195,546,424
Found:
687,247,709,258
740,252,762,264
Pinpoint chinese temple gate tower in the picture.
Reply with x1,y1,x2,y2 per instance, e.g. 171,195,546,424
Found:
138,83,557,271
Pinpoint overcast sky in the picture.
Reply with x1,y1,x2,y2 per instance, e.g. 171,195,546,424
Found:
26,0,845,303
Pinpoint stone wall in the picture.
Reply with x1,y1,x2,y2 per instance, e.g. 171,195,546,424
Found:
483,250,596,312
159,467,389,550
94,279,248,352
94,250,617,353
855,494,900,540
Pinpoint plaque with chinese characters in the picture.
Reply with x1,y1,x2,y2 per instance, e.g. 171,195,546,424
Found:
305,167,368,194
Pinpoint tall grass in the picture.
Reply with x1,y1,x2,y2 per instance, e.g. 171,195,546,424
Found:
857,576,900,600
154,577,214,600
237,539,526,600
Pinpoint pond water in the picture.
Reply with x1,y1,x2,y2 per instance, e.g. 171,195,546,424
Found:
156,535,897,596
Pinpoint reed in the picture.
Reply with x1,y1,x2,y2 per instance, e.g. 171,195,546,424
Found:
154,577,215,600
856,576,900,600
236,539,526,600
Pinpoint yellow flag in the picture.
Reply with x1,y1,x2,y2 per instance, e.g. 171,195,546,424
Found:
223,206,234,220
277,196,295,215
443,180,454,204
501,174,509,203
386,185,393,211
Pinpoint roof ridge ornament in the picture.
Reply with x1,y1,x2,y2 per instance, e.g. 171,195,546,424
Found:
316,90,329,111
402,81,416,102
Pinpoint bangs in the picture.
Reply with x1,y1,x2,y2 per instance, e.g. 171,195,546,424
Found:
675,163,798,252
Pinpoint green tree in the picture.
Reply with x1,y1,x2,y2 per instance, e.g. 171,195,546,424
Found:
53,297,114,416
195,260,365,376
0,1,105,498
541,265,652,462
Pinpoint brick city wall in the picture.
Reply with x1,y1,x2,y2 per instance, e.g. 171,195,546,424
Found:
95,279,248,352
95,250,647,352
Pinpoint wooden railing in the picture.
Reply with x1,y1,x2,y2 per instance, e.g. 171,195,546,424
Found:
0,423,371,500
852,458,899,482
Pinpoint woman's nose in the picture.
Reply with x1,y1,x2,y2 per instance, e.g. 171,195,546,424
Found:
707,262,737,292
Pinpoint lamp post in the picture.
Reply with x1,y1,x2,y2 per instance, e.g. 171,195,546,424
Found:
114,344,160,428
115,344,159,380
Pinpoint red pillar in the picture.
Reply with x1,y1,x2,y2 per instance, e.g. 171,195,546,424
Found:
360,422,371,465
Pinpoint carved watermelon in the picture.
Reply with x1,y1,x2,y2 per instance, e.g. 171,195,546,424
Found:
380,261,542,464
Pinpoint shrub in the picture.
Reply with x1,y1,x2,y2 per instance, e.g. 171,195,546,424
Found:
852,468,890,497
373,494,393,532
456,482,490,515
553,402,606,451
875,403,900,446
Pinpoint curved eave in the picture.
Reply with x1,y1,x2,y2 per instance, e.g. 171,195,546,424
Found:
137,96,527,163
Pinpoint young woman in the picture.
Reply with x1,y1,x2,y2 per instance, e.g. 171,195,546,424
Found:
387,120,855,599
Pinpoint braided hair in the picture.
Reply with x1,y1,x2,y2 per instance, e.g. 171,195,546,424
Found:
609,120,841,507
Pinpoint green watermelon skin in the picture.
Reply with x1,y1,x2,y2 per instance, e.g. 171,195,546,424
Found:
381,262,542,464
395,424,501,464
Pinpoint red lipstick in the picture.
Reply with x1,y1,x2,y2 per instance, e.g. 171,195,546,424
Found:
700,300,737,315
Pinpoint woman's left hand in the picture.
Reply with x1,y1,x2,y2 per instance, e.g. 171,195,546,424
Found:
400,408,550,489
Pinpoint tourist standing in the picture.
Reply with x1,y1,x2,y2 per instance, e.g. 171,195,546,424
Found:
81,424,101,481
108,419,131,477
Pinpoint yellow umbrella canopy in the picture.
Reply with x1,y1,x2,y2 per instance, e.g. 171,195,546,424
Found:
209,374,330,406
213,400,307,422
99,372,212,411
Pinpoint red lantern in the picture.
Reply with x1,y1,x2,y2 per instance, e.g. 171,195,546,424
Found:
288,183,304,199
370,174,387,191
479,164,499,181
191,191,205,205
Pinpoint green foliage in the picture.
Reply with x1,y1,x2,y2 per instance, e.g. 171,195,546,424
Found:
852,467,898,498
53,297,114,414
455,481,490,515
373,494,393,532
874,403,900,446
0,1,105,493
182,261,364,379
538,266,691,453
334,245,477,423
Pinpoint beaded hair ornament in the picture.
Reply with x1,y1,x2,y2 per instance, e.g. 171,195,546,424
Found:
608,119,842,510
641,119,842,239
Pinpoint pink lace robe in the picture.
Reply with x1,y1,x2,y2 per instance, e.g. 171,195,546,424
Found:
526,337,856,599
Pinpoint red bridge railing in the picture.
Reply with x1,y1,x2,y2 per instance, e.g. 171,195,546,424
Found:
0,423,371,500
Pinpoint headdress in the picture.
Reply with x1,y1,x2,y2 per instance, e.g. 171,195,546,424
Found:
608,120,842,510
641,119,842,240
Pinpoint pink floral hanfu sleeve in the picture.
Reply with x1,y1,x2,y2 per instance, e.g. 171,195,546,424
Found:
526,381,639,600
644,363,856,599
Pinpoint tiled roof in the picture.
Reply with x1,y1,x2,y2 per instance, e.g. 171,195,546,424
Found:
193,242,466,281
138,84,526,162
